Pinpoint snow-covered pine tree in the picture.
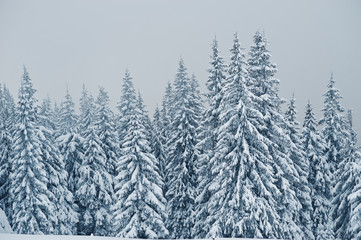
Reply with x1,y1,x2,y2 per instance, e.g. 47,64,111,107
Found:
113,71,168,238
95,87,119,177
159,82,174,194
320,74,348,177
117,70,135,147
75,87,113,236
284,94,313,239
165,59,201,239
9,67,57,234
57,90,84,200
248,31,302,239
193,38,226,238
37,98,78,235
332,109,361,239
204,33,281,239
152,106,167,184
0,84,15,220
78,85,95,137
302,102,333,239
137,91,153,143
58,88,78,135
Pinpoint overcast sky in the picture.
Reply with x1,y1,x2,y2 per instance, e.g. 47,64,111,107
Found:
0,0,360,141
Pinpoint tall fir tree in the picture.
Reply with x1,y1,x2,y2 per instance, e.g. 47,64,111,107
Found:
9,67,57,234
0,84,15,220
284,94,313,239
204,33,281,238
165,59,201,239
75,86,113,236
320,74,348,176
95,87,119,177
193,38,226,238
37,99,78,234
117,70,135,147
151,106,167,184
248,31,303,239
332,109,361,239
58,88,78,135
57,90,84,201
302,102,333,239
113,72,168,238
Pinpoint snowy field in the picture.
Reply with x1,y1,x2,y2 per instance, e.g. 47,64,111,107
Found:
0,236,276,240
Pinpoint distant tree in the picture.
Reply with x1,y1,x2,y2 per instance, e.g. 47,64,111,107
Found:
204,33,281,238
284,94,313,239
320,74,348,176
10,68,57,234
248,31,303,239
302,102,333,239
193,38,226,238
332,109,361,239
0,84,15,220
75,87,113,236
58,88,78,135
113,71,168,238
38,99,78,234
95,87,119,176
165,59,201,239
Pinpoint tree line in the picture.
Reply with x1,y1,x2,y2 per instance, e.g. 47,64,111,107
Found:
0,31,360,239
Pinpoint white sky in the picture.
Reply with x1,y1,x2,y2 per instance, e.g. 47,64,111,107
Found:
0,0,360,141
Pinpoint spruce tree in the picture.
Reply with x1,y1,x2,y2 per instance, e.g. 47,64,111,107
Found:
75,87,113,236
165,59,200,239
58,88,78,135
302,102,333,239
320,74,348,175
284,94,313,239
10,67,57,234
152,106,167,184
95,87,119,176
332,109,361,239
248,31,302,239
204,34,281,238
57,90,83,199
37,99,78,234
113,71,168,238
0,84,15,220
193,38,226,238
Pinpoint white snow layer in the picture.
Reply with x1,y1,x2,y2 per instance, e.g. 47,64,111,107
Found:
0,235,279,240
0,209,12,233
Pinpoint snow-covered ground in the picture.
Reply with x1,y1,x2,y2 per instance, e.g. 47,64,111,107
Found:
0,209,12,234
0,235,277,240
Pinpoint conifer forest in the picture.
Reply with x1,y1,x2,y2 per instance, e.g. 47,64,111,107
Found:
1,32,361,240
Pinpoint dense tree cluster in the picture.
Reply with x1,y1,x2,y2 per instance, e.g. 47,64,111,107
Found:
0,31,360,239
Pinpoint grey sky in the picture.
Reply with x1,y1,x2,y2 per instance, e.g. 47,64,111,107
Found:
0,0,360,141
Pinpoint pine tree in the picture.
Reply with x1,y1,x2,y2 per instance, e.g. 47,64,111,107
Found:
0,84,15,220
57,90,84,200
75,87,113,236
320,74,348,176
95,87,119,176
78,85,95,137
117,70,135,146
302,102,333,239
166,59,200,239
284,94,313,239
332,109,361,239
193,38,226,238
10,67,57,234
152,106,167,184
248,31,302,239
37,99,78,234
113,71,168,238
58,88,78,135
204,33,281,238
